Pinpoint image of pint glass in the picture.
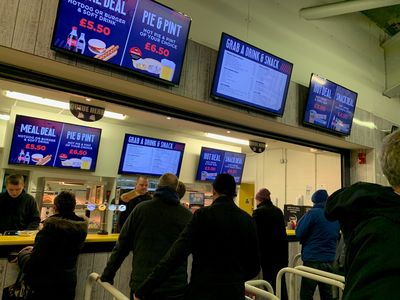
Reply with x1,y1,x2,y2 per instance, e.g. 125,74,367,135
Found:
160,59,176,81
80,156,92,170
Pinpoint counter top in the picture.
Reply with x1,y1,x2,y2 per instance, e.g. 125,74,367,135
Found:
0,233,119,246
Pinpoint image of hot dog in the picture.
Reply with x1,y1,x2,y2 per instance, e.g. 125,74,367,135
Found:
94,45,119,61
36,154,52,166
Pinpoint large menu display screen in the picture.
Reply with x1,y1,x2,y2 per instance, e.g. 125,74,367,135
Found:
51,0,191,85
303,74,358,136
118,134,185,176
196,147,246,184
211,33,293,116
9,115,102,171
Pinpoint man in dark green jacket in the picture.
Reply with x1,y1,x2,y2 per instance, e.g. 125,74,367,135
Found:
134,173,260,300
0,174,40,234
325,129,400,300
101,173,192,300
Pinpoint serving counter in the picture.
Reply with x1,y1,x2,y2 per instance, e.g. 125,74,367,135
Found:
0,233,133,300
0,231,300,299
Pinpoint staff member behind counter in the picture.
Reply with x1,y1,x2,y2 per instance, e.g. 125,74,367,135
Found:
0,174,40,234
117,176,152,231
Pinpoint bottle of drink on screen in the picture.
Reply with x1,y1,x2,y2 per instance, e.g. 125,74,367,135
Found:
24,152,30,164
66,26,78,52
77,33,86,54
17,149,25,163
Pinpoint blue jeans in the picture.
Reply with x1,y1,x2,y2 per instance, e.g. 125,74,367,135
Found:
300,261,334,300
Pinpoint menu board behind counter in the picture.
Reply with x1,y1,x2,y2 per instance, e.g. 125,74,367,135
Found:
118,133,185,176
211,32,293,116
51,0,191,86
303,73,358,136
8,115,102,171
195,147,246,184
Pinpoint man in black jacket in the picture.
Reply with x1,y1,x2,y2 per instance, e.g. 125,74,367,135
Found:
134,173,260,300
101,173,192,300
325,129,400,300
0,174,40,234
253,188,288,298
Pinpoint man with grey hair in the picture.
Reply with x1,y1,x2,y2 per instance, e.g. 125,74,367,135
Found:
101,173,192,300
325,129,400,300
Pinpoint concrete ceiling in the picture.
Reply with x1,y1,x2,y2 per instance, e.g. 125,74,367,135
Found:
300,0,400,37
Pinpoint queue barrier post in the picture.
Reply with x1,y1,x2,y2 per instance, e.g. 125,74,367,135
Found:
276,267,345,300
84,272,129,300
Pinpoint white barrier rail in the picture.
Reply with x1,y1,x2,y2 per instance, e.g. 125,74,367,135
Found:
276,267,345,300
246,279,275,294
295,266,345,283
245,281,280,300
84,272,129,300
290,253,302,267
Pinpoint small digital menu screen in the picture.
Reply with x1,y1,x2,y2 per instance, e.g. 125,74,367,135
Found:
211,33,293,116
118,134,185,176
196,147,246,184
9,115,102,171
303,74,358,136
51,0,191,85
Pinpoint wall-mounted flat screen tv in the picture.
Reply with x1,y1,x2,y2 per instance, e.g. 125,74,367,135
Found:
195,147,246,184
303,74,358,136
51,0,191,86
9,115,102,171
211,32,293,116
118,134,185,176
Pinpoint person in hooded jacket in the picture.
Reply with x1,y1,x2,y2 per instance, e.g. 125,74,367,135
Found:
252,188,288,298
325,129,400,300
101,173,192,300
296,189,340,300
133,173,260,300
18,191,88,300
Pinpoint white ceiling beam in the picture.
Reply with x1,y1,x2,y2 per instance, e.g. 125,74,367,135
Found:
300,0,400,20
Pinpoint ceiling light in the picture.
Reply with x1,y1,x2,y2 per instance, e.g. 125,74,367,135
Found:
5,91,125,120
353,118,377,129
166,117,172,120
0,113,10,121
205,133,249,145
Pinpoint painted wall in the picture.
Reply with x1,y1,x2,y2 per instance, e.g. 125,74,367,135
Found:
158,0,400,124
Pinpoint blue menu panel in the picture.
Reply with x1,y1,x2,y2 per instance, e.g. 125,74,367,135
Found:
196,147,246,184
9,115,102,171
303,74,358,136
51,0,191,85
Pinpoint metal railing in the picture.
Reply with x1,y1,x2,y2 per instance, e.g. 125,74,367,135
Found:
276,267,345,300
245,280,280,300
84,272,129,300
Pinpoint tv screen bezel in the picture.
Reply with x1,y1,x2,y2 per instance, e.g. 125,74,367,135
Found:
195,146,246,185
118,133,185,177
50,0,191,87
302,73,358,137
8,114,102,172
210,32,293,117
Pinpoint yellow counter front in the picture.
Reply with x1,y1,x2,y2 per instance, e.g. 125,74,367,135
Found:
0,233,118,246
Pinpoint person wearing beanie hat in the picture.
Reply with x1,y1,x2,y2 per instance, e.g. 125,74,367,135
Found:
255,188,271,202
296,190,340,300
311,189,328,203
133,174,260,300
253,188,288,299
